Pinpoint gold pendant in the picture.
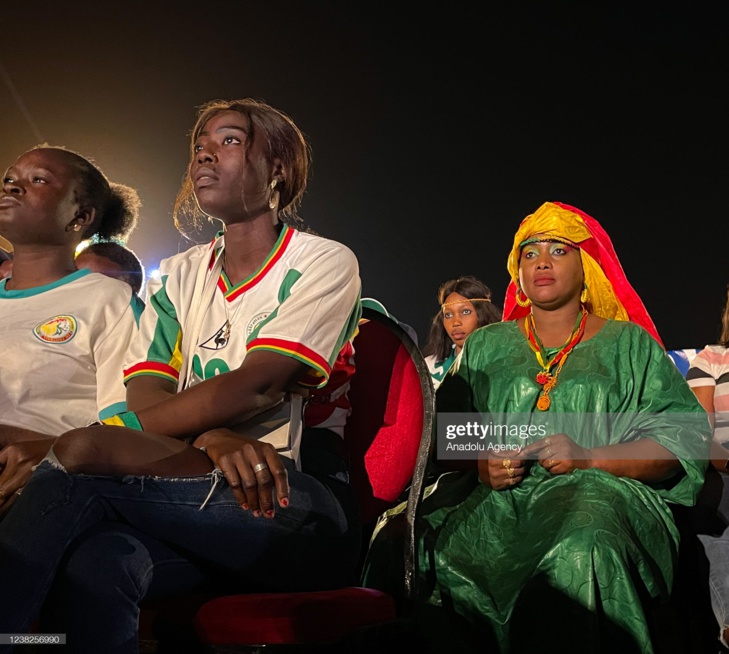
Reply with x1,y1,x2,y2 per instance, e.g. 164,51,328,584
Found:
536,394,551,411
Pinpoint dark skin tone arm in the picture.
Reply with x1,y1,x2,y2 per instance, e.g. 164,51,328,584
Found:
56,350,310,519
691,385,724,471
0,427,55,514
125,350,307,439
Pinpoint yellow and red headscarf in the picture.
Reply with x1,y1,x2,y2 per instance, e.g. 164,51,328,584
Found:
503,201,663,346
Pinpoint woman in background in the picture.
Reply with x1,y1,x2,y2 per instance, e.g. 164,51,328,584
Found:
686,285,729,649
76,239,146,299
422,275,501,389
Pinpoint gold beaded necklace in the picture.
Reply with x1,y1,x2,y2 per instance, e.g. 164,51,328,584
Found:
524,310,588,411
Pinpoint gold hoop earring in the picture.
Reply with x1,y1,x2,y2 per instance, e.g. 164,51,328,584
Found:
580,283,588,305
515,288,531,308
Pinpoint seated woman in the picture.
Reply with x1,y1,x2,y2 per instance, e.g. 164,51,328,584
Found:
686,284,729,649
363,201,710,653
0,98,362,654
422,275,502,389
0,145,141,511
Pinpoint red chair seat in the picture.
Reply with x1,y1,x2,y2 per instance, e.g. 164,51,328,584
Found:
194,587,396,645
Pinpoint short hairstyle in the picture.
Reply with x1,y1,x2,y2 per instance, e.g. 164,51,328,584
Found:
75,241,145,295
173,98,311,235
422,275,502,362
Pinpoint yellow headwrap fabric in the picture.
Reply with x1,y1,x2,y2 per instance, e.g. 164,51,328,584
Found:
503,201,663,345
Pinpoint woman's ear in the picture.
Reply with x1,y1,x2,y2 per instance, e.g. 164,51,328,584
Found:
67,206,97,233
271,158,285,185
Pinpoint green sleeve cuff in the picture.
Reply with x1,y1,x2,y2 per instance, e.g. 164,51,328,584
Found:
101,411,143,431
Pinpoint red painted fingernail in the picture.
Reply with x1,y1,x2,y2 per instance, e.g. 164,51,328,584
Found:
252,510,261,518
265,510,274,518
280,497,289,507
242,503,248,510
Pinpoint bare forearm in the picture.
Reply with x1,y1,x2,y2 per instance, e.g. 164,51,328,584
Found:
586,440,681,482
126,385,176,412
126,352,309,440
0,424,53,448
710,440,729,473
137,381,283,439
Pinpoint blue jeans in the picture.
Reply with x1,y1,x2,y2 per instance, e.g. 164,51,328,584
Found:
698,472,729,648
0,431,360,654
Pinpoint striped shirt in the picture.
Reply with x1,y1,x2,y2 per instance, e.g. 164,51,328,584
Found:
687,344,729,444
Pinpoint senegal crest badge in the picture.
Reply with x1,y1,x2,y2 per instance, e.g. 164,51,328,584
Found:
34,315,78,343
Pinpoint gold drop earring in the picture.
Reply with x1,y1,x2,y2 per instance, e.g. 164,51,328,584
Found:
580,283,588,305
269,179,277,210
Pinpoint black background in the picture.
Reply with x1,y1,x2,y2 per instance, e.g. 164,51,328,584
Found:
1,1,726,349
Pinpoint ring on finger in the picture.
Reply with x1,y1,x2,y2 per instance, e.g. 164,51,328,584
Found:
506,466,516,478
544,437,552,446
503,458,511,469
253,462,269,474
509,477,516,486
547,459,557,469
544,447,553,457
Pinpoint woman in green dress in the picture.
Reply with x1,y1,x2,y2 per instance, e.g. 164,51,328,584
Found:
364,201,711,653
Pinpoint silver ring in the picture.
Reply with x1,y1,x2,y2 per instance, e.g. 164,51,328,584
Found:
15,489,22,496
253,462,269,474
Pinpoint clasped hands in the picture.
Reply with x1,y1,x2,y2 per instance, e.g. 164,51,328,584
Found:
479,433,592,490
194,428,289,519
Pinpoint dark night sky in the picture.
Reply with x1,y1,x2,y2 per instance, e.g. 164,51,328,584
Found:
1,1,726,350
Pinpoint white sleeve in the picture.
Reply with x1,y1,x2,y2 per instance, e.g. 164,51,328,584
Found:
95,288,141,420
246,243,361,388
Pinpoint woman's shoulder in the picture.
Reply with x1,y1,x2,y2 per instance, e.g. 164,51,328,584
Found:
158,241,213,276
692,344,729,368
81,270,133,292
291,228,355,255
697,343,729,357
468,320,519,342
601,318,659,342
289,229,359,273
459,321,521,362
